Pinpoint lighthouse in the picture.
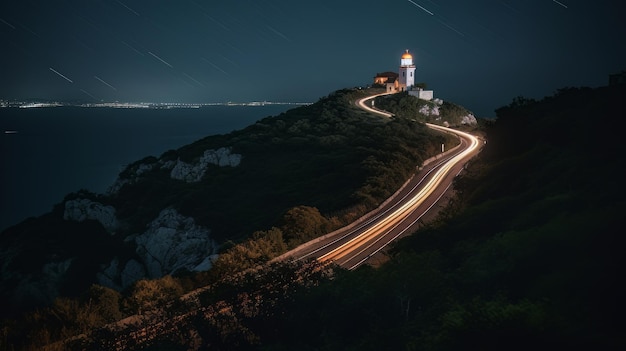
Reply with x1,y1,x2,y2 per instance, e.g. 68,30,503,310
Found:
398,49,416,91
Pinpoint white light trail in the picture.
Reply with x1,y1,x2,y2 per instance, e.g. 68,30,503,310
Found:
552,0,568,9
148,51,173,68
204,14,231,31
202,57,229,75
121,41,144,56
94,76,117,91
266,25,291,42
19,23,40,38
49,67,73,83
220,55,239,67
115,0,140,16
318,124,479,265
183,72,205,87
80,89,97,100
0,18,16,30
407,0,434,16
437,19,465,36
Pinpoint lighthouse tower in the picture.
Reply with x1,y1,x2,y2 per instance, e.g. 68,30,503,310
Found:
398,49,416,91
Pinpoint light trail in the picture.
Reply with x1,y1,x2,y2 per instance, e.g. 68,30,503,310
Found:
296,153,455,261
318,125,479,265
202,57,230,75
148,51,173,68
183,72,205,87
121,40,145,56
552,0,568,9
356,92,394,116
115,0,140,16
266,25,291,42
80,89,97,100
0,18,16,30
437,19,465,37
94,76,117,91
407,0,434,16
278,92,481,270
347,171,458,270
49,67,73,83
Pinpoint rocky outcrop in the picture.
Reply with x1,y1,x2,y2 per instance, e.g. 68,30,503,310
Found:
136,208,217,277
419,103,440,117
96,208,217,290
460,113,477,125
98,258,147,291
64,199,119,233
418,99,443,117
168,147,242,182
108,147,242,192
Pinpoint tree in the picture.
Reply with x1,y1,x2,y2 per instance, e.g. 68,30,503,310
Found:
125,276,183,315
84,284,123,322
280,206,337,247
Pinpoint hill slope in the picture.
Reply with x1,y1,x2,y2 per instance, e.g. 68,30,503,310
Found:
59,84,625,350
0,88,458,321
257,84,625,350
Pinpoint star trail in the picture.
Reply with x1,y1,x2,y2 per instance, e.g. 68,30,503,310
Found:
0,0,623,117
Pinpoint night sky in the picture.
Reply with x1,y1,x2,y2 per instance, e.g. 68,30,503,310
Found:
1,0,624,117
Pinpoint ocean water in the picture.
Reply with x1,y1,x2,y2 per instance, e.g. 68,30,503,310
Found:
0,105,293,231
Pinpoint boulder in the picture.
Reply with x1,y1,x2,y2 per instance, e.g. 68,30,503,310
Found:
135,208,216,278
64,199,119,233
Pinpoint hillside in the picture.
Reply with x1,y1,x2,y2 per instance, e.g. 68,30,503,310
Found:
42,83,624,350
0,88,459,325
374,92,479,128
253,84,625,350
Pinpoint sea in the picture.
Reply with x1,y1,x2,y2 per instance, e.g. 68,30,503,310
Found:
0,104,295,232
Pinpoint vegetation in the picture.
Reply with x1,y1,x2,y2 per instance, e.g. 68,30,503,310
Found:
6,83,624,350
42,84,622,350
0,87,460,349
109,88,455,242
374,91,479,128
253,84,624,350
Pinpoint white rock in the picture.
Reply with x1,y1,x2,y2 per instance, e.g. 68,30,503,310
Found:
419,104,440,117
170,160,206,183
461,113,478,125
193,254,218,272
64,199,119,233
169,147,242,182
135,208,216,278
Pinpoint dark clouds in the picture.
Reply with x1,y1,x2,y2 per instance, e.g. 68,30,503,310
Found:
1,0,624,116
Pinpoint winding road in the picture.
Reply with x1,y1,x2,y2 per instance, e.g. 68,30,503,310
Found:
277,92,481,270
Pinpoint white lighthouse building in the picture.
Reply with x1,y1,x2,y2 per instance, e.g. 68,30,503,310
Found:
373,49,434,100
398,50,416,91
